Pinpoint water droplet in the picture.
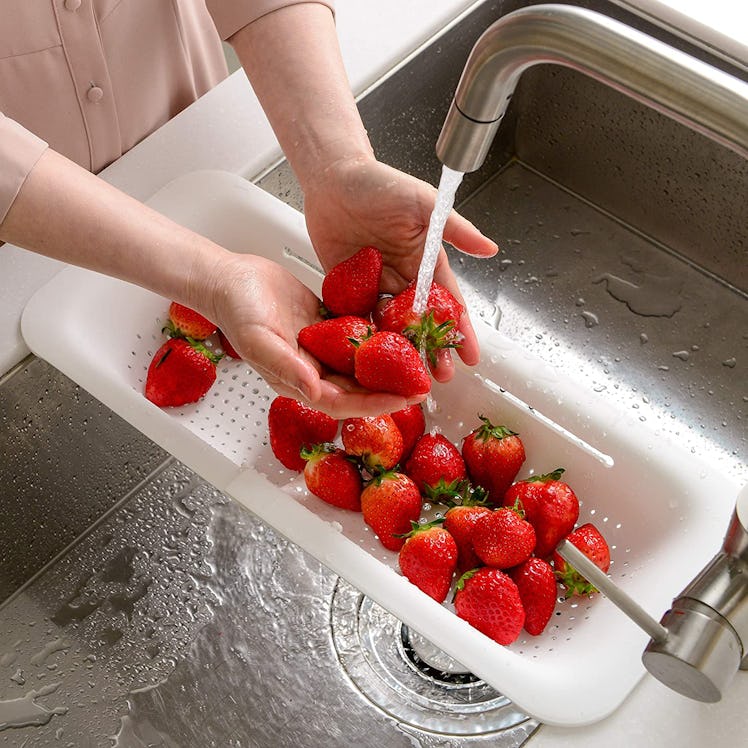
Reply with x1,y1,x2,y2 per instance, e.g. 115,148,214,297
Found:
722,357,737,368
580,311,599,328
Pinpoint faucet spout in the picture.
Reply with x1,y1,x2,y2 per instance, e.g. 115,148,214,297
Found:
436,4,748,173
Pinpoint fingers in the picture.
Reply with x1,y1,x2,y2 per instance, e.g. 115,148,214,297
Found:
313,380,426,420
442,209,499,258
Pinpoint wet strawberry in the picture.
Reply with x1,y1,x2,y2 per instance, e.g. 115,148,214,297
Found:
454,567,525,646
390,403,426,460
461,416,526,503
377,280,464,365
298,315,372,375
321,246,383,317
360,470,422,552
352,330,431,397
510,557,558,636
165,301,217,340
267,396,339,472
405,433,467,502
443,488,492,574
552,523,611,598
503,468,580,558
341,414,404,473
472,505,536,569
398,520,458,602
301,443,363,511
145,338,220,407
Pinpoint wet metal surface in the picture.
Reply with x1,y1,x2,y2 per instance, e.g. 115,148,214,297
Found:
1,0,746,744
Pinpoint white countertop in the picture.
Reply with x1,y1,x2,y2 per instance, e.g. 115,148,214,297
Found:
4,0,748,742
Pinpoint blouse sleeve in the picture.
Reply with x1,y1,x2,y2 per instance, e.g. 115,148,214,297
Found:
206,0,335,41
0,112,48,224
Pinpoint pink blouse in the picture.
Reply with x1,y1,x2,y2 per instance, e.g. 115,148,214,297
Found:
0,0,334,223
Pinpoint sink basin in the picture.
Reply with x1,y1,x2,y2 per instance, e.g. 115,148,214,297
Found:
3,0,747,745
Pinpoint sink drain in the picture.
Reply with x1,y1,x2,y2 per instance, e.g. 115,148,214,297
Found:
330,579,538,738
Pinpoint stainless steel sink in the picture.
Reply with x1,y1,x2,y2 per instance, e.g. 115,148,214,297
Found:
1,0,746,745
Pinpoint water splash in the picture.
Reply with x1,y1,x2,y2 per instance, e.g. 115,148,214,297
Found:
413,166,464,314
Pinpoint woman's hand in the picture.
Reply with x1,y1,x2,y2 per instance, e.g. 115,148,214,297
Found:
201,252,426,419
303,155,499,381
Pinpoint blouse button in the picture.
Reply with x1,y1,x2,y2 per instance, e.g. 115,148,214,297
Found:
65,0,82,10
87,86,104,103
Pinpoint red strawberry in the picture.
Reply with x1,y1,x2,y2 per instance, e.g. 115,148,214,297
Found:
298,316,372,375
390,403,426,460
353,331,431,397
443,489,492,573
454,567,525,645
217,329,240,359
267,396,339,472
301,443,363,511
510,557,558,636
551,523,611,598
145,338,220,407
377,280,464,365
166,301,217,340
461,416,526,503
503,468,580,558
341,414,404,473
322,246,383,317
472,505,536,569
398,520,458,602
405,433,467,501
360,470,422,551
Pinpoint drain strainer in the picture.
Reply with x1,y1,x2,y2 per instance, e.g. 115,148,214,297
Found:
330,579,538,738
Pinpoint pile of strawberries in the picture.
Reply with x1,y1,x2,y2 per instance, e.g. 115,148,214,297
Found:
269,397,611,647
297,245,464,395
143,245,612,649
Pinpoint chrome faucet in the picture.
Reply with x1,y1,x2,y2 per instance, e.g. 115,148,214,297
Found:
642,485,748,702
436,4,748,702
435,4,748,173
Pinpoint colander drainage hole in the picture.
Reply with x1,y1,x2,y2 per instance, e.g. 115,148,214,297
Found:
330,578,538,739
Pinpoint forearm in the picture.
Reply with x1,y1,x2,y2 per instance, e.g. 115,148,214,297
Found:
0,148,231,319
228,3,373,190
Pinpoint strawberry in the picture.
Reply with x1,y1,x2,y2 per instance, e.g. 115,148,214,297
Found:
360,470,422,551
321,246,383,317
503,468,580,558
341,414,404,473
404,433,467,501
472,504,536,569
145,338,220,407
397,520,458,602
461,416,526,503
390,403,426,460
551,523,611,598
298,316,372,376
510,557,558,636
454,567,525,646
217,329,240,359
352,330,431,397
166,301,217,340
267,396,339,472
443,488,492,574
301,443,363,511
377,280,463,365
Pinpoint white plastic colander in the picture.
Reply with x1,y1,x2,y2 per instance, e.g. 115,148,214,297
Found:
21,170,738,726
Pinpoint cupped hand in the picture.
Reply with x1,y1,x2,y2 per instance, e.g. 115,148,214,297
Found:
302,155,498,380
201,252,425,419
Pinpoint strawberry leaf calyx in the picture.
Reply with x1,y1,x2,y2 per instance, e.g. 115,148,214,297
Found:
474,415,518,442
403,312,461,366
554,563,598,598
300,442,336,462
395,517,445,539
526,467,566,484
453,567,481,600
